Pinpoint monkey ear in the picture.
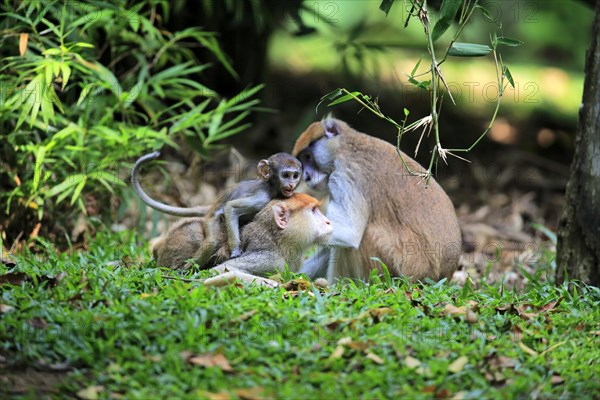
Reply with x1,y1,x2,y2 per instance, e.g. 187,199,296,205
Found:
272,203,290,229
323,118,340,138
257,160,270,180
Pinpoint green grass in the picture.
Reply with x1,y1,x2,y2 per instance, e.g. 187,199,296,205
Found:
1,230,599,399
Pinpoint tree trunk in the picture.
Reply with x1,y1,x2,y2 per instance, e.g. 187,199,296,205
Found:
556,0,600,285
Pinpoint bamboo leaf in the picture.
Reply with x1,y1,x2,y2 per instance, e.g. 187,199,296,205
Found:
504,66,515,88
448,42,492,57
70,179,86,205
60,63,71,89
328,91,362,107
432,0,462,42
46,174,86,199
379,0,394,16
33,146,46,192
496,37,524,47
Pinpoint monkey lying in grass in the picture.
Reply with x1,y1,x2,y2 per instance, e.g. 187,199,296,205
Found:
132,151,302,264
151,193,332,285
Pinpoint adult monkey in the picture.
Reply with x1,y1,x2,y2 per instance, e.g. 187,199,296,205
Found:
292,117,461,283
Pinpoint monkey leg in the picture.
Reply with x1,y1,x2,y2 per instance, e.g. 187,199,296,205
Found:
188,216,229,269
153,218,204,269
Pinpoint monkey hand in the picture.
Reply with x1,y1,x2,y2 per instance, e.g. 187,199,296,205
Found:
230,247,243,258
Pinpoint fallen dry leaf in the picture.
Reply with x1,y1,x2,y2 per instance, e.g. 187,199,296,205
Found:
188,353,233,372
357,307,394,323
232,309,258,322
236,386,268,400
282,277,311,291
442,304,478,323
448,356,469,373
329,345,345,360
19,33,28,57
0,272,27,285
515,305,538,320
366,352,384,365
77,385,104,400
29,317,48,329
29,222,41,240
197,391,230,400
145,354,162,363
0,304,14,313
405,356,421,369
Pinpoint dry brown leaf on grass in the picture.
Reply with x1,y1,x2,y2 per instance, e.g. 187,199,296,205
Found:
448,356,469,373
236,386,270,400
77,385,104,400
29,317,48,329
282,277,312,291
0,304,14,313
404,356,421,369
231,309,258,323
187,353,234,372
19,33,28,57
357,307,394,323
197,391,230,400
441,304,478,323
482,353,518,385
0,272,27,285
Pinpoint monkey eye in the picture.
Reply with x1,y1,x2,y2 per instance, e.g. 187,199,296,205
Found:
293,173,299,180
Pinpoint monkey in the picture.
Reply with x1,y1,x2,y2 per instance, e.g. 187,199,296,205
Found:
291,116,462,283
152,193,333,284
131,151,303,259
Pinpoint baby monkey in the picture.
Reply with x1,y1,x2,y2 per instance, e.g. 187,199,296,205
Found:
131,151,302,259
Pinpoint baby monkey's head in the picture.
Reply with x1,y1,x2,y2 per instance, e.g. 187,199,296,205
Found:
257,153,302,197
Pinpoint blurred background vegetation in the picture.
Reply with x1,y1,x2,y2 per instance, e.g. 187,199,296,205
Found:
0,0,595,276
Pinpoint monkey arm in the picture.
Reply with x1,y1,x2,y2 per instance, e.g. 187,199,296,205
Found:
212,250,286,277
223,194,268,257
326,173,369,248
204,264,280,288
300,247,330,279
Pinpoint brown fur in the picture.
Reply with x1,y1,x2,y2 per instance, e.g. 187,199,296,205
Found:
293,118,461,282
151,193,331,275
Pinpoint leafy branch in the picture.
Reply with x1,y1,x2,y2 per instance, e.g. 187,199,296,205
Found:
320,0,522,185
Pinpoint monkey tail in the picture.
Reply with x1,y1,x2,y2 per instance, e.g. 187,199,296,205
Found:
131,151,211,217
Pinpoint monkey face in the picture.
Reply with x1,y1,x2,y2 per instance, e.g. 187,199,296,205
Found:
297,144,330,193
284,201,332,245
306,204,333,243
278,167,302,197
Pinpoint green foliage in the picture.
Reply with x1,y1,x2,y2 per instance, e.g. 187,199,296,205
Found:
0,0,261,226
323,0,523,184
1,229,599,397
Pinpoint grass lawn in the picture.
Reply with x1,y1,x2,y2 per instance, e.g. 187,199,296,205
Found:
1,230,599,399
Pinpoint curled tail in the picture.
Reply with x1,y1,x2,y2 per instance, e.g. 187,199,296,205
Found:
131,151,211,217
